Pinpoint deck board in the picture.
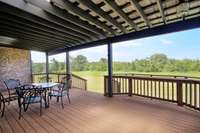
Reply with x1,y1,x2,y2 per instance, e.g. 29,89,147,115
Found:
1,89,200,133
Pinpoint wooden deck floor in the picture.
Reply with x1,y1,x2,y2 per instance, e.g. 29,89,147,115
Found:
0,89,200,133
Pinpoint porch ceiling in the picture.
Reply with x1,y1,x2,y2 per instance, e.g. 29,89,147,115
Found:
0,0,200,54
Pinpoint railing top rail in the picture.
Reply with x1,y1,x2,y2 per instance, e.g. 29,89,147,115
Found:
71,74,87,81
32,73,87,81
105,75,200,83
113,73,200,79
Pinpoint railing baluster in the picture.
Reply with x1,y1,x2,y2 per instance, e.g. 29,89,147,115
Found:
126,78,128,93
172,82,174,101
163,82,165,100
139,79,141,95
190,83,192,106
137,79,139,94
158,81,161,99
194,83,197,108
199,84,200,110
147,80,149,97
185,83,188,104
155,81,157,98
167,82,169,100
144,80,146,95
150,80,153,98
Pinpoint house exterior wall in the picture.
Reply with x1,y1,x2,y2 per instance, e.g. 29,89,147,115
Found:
0,47,31,90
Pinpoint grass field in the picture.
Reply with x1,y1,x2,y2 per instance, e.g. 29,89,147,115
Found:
72,71,200,93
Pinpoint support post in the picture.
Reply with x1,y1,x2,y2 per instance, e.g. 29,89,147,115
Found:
30,52,33,83
46,52,49,82
107,41,113,97
66,50,70,75
177,81,183,106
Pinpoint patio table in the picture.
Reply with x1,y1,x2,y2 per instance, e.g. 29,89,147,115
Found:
32,82,59,108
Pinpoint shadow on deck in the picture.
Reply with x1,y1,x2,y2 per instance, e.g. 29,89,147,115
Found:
0,89,200,133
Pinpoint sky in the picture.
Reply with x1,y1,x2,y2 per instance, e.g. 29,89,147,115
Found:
31,28,200,63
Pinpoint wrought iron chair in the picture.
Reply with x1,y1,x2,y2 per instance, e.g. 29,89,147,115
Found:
4,79,20,105
48,76,71,108
16,85,44,119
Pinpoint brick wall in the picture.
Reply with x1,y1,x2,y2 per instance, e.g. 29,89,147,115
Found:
0,47,31,90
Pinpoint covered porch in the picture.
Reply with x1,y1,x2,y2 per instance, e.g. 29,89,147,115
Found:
1,0,200,133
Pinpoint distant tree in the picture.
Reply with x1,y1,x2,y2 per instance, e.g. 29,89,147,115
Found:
149,53,168,72
98,58,107,71
32,62,45,73
50,58,59,72
71,55,88,71
33,53,200,73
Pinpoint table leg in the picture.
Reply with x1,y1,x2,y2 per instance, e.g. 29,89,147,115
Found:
44,89,48,108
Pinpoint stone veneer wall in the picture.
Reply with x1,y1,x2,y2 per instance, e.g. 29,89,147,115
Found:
0,47,31,91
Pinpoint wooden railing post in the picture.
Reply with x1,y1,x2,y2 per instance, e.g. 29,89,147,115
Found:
128,78,132,96
45,52,49,82
177,81,183,106
85,80,87,91
57,74,60,83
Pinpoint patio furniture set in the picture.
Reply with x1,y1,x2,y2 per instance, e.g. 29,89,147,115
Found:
0,75,71,119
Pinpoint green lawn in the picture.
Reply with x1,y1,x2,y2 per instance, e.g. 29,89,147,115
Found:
72,71,200,93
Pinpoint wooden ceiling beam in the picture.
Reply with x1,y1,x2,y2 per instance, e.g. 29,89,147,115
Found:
130,0,152,27
0,25,75,46
0,0,106,40
0,30,69,48
51,0,117,35
0,14,82,43
24,0,107,38
156,0,166,23
0,3,93,42
76,0,128,33
104,0,139,31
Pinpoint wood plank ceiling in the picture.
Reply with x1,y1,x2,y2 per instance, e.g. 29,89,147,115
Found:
0,0,200,52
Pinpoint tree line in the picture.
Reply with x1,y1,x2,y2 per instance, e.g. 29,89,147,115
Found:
32,53,200,73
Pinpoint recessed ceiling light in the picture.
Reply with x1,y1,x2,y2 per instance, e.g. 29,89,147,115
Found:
0,36,17,45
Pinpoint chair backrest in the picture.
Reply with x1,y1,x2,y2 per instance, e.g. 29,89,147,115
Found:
4,79,20,91
16,85,43,98
61,75,72,91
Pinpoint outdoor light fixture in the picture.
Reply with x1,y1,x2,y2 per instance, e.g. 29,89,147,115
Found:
177,0,189,19
0,36,17,45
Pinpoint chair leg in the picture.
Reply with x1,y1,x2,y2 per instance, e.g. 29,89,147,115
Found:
24,102,30,112
61,96,64,109
40,99,42,116
47,95,50,107
17,98,22,120
57,97,59,102
1,101,5,117
67,93,71,104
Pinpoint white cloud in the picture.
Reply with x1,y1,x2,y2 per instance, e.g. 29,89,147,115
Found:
114,40,144,49
160,39,173,45
70,45,107,57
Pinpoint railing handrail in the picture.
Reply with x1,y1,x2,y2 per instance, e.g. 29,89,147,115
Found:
113,73,200,79
32,73,87,81
32,73,87,90
105,75,200,83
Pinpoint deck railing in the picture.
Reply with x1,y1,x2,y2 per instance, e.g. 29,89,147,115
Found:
104,74,200,111
32,73,87,90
